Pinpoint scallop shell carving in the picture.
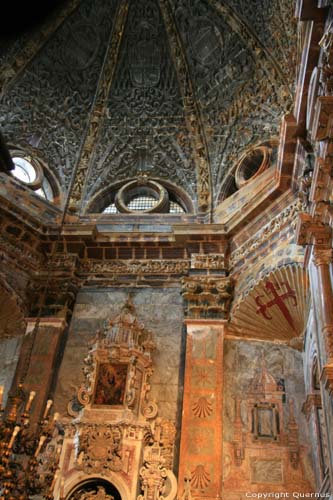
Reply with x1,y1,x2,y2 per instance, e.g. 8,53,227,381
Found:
230,264,309,342
191,464,210,490
192,396,213,418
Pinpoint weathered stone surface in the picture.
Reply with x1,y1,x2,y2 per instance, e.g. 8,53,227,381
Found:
54,287,184,421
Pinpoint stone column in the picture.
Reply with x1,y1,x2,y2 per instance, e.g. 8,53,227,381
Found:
312,247,333,394
179,272,233,500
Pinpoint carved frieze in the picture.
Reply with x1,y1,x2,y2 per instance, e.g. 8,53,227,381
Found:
230,200,303,268
190,254,225,271
181,275,233,319
80,259,189,275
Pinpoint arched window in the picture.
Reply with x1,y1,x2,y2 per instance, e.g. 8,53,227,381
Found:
88,177,192,215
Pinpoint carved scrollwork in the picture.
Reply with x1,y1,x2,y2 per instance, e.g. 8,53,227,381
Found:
76,424,123,475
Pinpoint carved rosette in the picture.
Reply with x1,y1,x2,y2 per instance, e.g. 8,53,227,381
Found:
181,276,233,319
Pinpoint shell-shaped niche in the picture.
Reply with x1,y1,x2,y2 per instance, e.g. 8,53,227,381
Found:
230,264,309,343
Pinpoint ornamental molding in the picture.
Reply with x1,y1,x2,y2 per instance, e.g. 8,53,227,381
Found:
181,275,233,319
229,200,303,268
190,253,226,270
80,260,189,275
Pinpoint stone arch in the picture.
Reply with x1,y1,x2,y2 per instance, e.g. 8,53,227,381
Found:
63,472,131,500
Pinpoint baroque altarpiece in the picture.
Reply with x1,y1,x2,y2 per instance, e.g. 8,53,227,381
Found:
0,0,333,499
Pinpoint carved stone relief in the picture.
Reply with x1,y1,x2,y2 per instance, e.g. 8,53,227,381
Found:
1,0,118,191
85,0,198,206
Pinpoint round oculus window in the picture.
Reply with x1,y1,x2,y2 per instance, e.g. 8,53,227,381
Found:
115,180,169,214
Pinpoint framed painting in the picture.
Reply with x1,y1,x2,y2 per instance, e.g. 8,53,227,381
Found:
93,362,128,406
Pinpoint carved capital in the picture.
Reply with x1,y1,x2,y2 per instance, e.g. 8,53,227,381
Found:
296,213,332,247
181,275,233,319
320,363,333,396
313,247,333,266
302,394,322,421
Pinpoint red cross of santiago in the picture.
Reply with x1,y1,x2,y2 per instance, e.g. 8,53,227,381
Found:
255,281,297,331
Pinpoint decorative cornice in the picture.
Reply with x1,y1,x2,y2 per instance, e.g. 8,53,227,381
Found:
230,200,302,268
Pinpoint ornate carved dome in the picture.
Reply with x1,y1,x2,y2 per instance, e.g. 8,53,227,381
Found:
0,0,296,214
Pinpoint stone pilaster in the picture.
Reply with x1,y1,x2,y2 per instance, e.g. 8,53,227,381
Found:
178,320,225,500
312,247,333,366
8,317,67,427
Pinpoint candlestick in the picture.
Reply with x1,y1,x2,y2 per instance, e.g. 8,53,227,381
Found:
25,391,36,412
43,399,53,419
8,425,20,450
50,470,59,491
34,435,47,457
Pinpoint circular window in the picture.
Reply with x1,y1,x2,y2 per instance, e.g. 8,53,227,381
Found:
10,152,54,202
12,157,39,185
235,146,270,189
94,178,192,215
115,179,168,214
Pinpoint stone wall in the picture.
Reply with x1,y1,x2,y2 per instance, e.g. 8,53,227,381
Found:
54,287,184,423
0,336,22,406
222,338,315,498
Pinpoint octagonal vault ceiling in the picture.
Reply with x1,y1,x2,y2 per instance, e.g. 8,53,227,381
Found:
0,0,296,213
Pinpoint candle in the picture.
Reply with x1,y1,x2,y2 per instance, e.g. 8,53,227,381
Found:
53,412,60,422
43,399,53,419
60,478,65,498
8,425,20,449
25,391,36,412
50,470,59,491
0,385,4,407
34,435,47,457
